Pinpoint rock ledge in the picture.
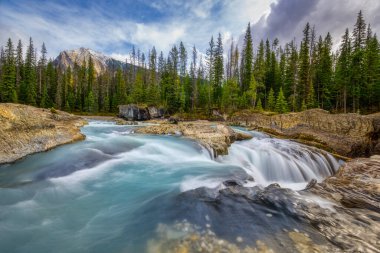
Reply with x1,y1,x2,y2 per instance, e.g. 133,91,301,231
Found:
0,103,87,164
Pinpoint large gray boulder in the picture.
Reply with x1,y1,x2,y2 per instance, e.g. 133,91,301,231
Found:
119,104,165,121
148,106,165,118
119,104,149,121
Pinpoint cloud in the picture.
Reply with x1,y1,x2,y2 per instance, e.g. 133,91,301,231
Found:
247,0,380,49
0,0,275,59
3,0,377,61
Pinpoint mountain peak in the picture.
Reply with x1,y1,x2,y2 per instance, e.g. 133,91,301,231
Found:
54,48,125,74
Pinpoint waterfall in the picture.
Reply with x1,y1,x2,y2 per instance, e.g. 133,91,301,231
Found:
218,129,341,189
0,121,343,253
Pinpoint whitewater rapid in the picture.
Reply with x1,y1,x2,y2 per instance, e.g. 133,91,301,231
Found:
0,121,342,253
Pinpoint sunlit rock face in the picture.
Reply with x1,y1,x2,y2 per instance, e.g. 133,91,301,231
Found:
0,103,86,164
229,109,380,157
54,47,128,74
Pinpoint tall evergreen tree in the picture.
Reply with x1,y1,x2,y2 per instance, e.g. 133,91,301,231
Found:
299,23,311,109
336,29,352,112
351,10,366,112
23,37,37,105
206,36,215,109
37,42,47,106
275,87,288,113
267,88,275,111
16,40,23,95
213,33,224,106
2,38,17,102
240,23,254,92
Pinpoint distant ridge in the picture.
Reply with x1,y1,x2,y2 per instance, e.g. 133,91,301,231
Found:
54,47,131,74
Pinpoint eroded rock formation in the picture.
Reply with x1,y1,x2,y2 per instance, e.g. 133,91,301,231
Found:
135,121,252,157
167,156,380,252
229,109,380,157
0,103,87,164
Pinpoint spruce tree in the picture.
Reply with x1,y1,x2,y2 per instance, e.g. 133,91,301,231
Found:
2,38,17,102
24,37,37,105
213,33,224,106
253,40,266,101
267,88,275,111
37,43,47,106
284,40,298,112
320,33,333,109
351,10,366,112
16,40,23,95
336,28,351,113
241,23,253,92
206,36,215,109
256,98,263,111
179,41,187,78
275,87,288,113
299,23,311,109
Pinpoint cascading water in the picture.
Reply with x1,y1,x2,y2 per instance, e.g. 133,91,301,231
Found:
0,121,342,253
218,129,341,190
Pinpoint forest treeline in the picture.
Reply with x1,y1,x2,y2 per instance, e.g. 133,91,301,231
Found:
0,11,379,114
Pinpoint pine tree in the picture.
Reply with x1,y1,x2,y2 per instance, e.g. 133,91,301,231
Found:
299,23,311,108
336,28,352,113
267,88,275,111
37,42,47,106
240,23,254,93
253,40,266,101
275,87,288,113
16,40,23,95
179,41,187,78
363,25,380,111
284,40,298,112
2,38,17,102
213,33,224,106
351,10,366,112
24,37,37,105
320,33,333,109
190,45,197,110
206,36,215,109
247,76,257,107
256,98,263,111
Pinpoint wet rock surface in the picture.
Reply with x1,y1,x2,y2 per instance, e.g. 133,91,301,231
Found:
309,156,380,213
162,157,380,252
229,109,380,158
0,103,87,164
135,121,252,156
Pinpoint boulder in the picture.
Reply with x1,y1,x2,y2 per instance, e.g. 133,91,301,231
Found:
119,104,165,121
119,104,150,121
148,106,165,118
176,157,380,252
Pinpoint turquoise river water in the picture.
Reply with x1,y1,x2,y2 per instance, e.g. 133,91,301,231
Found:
0,121,341,252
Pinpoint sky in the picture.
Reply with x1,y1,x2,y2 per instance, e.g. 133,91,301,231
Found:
0,0,379,61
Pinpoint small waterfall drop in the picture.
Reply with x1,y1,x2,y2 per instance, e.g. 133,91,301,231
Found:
218,129,341,189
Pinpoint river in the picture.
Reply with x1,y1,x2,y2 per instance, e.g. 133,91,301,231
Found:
0,121,342,252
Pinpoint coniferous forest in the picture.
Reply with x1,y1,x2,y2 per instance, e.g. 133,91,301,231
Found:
0,11,379,114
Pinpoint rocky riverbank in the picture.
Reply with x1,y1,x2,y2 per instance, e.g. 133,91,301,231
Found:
135,121,252,157
0,103,87,164
152,156,380,252
229,109,380,158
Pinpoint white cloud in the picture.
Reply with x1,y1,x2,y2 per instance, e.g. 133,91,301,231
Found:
246,0,380,50
0,0,275,59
